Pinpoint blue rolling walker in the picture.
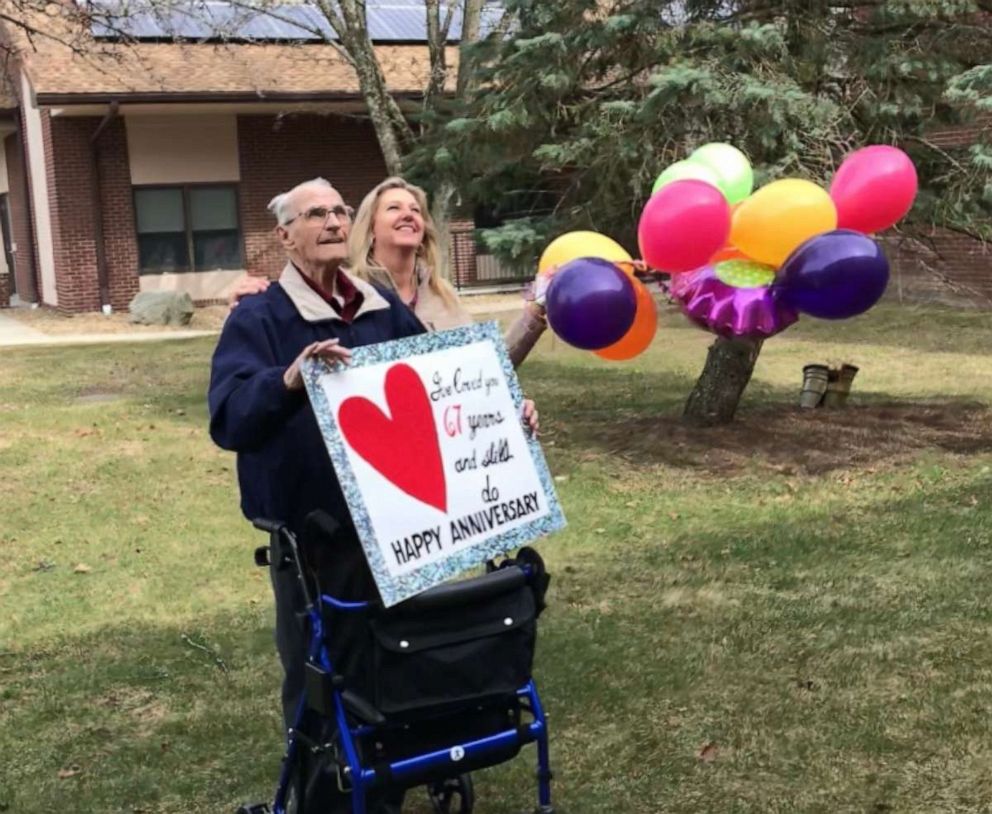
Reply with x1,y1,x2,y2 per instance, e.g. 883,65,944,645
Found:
238,511,555,814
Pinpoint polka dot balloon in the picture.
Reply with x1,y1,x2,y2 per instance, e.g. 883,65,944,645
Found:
714,258,776,289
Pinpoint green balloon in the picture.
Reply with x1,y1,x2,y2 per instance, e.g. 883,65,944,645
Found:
714,259,775,289
688,143,754,205
651,160,723,196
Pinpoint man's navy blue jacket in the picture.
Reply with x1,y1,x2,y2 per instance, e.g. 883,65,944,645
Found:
208,264,425,535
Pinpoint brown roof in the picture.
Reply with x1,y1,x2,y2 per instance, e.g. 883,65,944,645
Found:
1,8,455,104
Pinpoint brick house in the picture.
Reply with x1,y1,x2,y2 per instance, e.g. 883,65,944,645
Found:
880,117,992,309
0,5,494,313
0,6,986,313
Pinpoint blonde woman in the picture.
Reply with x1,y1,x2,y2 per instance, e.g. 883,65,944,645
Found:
348,176,547,368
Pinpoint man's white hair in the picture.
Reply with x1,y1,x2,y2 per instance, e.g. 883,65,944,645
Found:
267,177,337,226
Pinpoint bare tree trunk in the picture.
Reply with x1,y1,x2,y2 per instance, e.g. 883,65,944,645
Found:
424,0,459,120
456,0,484,97
348,49,407,174
307,0,484,180
683,336,764,425
424,0,484,275
318,0,486,227
314,0,413,175
431,180,458,279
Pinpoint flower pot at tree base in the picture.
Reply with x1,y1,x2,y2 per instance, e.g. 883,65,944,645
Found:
800,364,830,409
822,364,859,409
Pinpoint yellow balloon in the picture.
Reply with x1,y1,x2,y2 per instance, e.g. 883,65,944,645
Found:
538,231,632,274
730,179,837,267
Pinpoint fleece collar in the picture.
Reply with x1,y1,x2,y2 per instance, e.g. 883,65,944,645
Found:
279,262,390,323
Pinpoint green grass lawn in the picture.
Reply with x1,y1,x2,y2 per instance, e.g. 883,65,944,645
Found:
2,302,992,813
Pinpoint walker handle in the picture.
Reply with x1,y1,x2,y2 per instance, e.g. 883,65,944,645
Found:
252,517,286,535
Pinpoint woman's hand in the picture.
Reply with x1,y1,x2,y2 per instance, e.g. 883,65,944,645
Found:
533,266,555,308
521,398,540,436
228,275,270,310
283,339,352,391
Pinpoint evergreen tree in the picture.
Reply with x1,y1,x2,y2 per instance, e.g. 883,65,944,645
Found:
412,0,992,423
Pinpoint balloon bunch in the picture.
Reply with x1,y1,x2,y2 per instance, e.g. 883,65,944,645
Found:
538,231,658,361
534,142,918,358
642,142,918,339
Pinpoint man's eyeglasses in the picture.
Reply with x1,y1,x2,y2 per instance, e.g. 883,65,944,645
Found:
284,204,355,226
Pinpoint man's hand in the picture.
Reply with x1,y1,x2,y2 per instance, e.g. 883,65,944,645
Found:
228,275,270,310
522,398,540,436
283,339,353,391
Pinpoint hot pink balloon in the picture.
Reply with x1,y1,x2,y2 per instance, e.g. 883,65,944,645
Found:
830,145,918,234
638,180,731,273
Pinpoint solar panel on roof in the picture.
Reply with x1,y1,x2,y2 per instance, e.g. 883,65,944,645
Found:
88,0,501,42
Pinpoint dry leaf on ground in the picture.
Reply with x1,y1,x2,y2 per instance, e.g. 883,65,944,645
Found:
697,741,719,763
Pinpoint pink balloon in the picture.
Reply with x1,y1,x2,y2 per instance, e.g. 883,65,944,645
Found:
830,146,918,234
638,180,731,273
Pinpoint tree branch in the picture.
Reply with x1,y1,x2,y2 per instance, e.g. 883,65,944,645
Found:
904,134,969,173
441,0,460,41
221,0,354,65
313,0,350,40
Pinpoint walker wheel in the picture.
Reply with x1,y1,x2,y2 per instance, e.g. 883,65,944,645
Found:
428,773,474,814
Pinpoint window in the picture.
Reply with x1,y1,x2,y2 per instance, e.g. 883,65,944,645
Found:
134,185,243,273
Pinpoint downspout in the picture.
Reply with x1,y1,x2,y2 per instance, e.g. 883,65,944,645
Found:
90,100,119,314
14,107,40,303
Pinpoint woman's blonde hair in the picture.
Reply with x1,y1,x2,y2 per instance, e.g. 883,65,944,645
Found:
348,176,457,307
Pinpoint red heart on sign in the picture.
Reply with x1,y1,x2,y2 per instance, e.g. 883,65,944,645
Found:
337,363,447,513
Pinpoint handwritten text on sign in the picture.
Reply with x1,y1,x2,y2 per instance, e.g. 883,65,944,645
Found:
305,323,565,606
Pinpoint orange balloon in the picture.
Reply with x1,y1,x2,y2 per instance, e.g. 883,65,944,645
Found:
612,259,641,278
706,205,747,264
595,278,658,361
711,245,749,263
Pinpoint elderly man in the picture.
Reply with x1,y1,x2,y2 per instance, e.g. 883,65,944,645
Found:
209,177,423,813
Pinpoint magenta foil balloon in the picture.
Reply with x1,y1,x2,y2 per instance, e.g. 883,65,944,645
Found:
545,257,638,350
673,266,799,340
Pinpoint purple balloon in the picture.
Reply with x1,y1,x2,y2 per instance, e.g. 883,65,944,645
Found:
776,230,890,319
546,258,637,350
